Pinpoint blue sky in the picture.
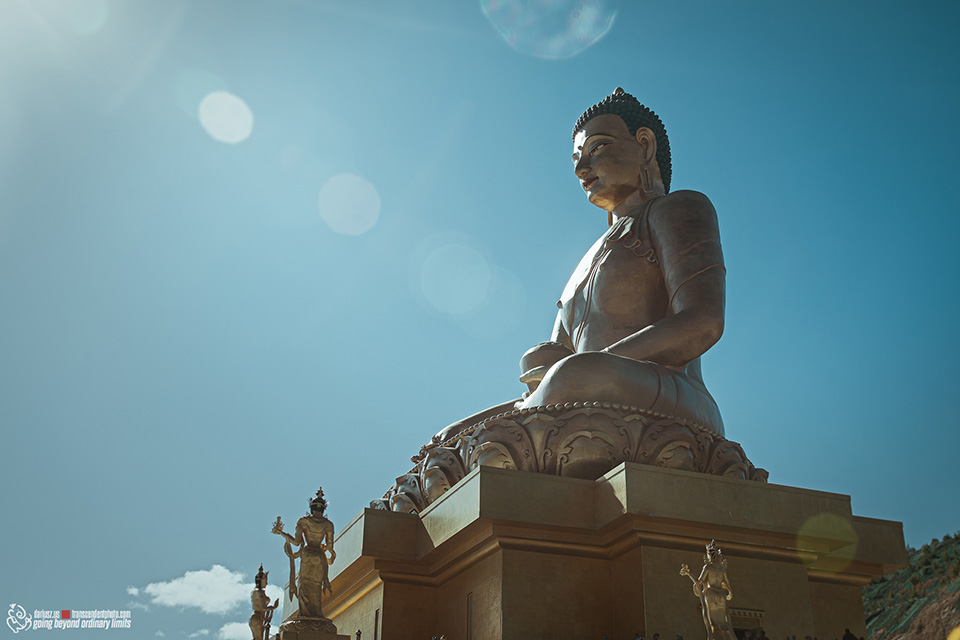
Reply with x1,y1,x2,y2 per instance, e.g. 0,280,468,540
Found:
1,0,958,637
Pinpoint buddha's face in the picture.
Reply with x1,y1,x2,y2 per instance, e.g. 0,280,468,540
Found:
572,113,651,212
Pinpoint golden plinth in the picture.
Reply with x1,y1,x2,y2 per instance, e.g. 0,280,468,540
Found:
276,617,350,640
318,464,905,639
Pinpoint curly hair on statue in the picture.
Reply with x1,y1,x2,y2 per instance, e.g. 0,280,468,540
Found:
573,87,673,194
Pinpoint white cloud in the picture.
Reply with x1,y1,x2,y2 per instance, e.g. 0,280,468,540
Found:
264,584,284,606
218,622,250,640
155,632,165,638
126,586,140,596
129,601,150,612
189,630,210,638
143,565,250,615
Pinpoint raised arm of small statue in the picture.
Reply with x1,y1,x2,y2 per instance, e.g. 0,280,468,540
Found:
272,517,292,542
679,563,703,598
272,516,303,549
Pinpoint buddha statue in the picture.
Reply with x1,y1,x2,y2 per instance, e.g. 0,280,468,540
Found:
516,87,725,435
377,89,763,513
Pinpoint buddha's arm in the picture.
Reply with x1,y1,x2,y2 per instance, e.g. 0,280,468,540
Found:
603,190,725,368
550,310,574,349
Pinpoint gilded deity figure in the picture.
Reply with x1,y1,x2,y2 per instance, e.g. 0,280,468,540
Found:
272,489,336,620
249,565,279,640
437,88,726,443
680,540,735,640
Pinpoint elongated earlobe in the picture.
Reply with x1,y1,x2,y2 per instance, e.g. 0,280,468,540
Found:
640,167,654,195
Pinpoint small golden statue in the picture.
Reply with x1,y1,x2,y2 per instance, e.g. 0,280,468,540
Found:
249,565,279,640
272,488,337,623
680,540,735,640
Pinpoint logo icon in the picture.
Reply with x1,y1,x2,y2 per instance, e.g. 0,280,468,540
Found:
6,604,31,634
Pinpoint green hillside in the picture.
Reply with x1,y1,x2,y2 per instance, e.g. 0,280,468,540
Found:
863,531,960,640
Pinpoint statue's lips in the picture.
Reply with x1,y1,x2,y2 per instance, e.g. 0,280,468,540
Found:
581,177,598,190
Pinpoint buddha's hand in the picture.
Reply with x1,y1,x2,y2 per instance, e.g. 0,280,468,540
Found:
519,342,574,393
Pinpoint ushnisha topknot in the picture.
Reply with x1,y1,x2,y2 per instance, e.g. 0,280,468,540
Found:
573,87,672,193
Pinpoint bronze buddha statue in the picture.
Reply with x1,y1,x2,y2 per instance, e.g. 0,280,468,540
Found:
516,87,725,436
378,89,762,513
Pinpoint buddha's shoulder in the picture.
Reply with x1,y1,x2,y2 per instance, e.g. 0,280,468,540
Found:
649,190,718,224
655,189,714,209
665,188,711,199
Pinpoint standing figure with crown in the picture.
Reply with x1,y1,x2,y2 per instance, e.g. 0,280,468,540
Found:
249,565,279,640
272,488,337,630
680,540,735,640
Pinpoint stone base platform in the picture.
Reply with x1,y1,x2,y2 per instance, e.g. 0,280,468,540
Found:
278,617,350,640
324,463,906,640
374,403,768,515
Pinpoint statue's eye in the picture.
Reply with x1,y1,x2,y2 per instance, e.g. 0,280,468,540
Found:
589,142,608,155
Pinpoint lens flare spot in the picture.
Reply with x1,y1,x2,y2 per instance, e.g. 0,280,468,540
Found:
198,91,254,144
420,242,492,316
458,266,526,338
317,174,381,236
796,512,858,573
480,0,616,60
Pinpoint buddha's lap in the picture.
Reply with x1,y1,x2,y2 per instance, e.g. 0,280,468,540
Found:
520,351,724,436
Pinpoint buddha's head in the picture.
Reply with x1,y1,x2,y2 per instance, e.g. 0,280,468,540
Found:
571,88,672,213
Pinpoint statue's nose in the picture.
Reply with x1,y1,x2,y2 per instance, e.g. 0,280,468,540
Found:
574,156,591,178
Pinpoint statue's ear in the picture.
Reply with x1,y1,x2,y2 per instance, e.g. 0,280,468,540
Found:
634,127,657,164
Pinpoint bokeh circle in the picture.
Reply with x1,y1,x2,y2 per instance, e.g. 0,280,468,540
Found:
480,0,617,60
317,174,381,236
198,91,254,144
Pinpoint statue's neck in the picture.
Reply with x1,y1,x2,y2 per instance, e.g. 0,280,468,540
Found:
609,190,660,226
